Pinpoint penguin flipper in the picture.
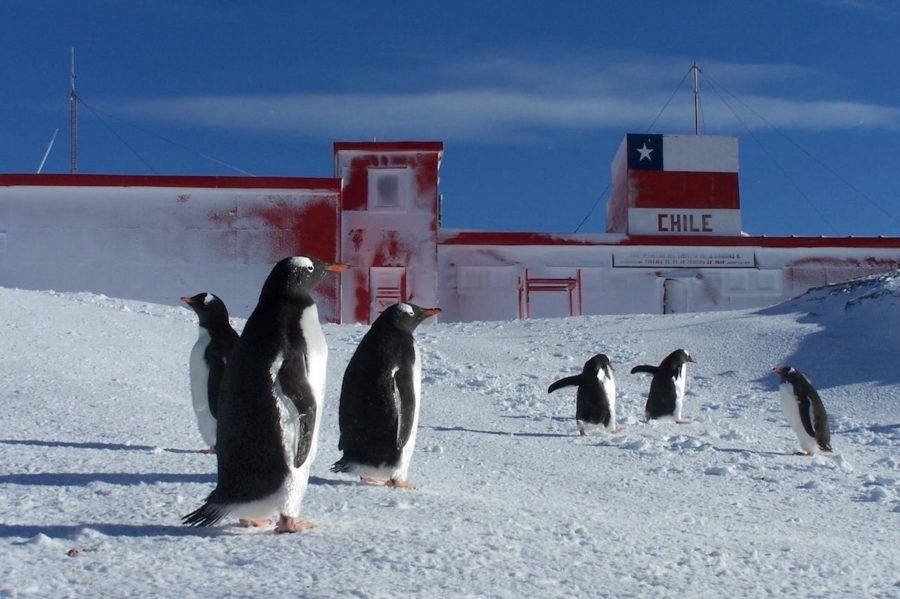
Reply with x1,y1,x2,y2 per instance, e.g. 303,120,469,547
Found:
276,356,317,468
811,398,832,451
394,363,417,451
548,375,582,394
630,365,658,375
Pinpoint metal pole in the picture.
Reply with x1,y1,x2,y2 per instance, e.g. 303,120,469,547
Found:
70,47,77,174
692,62,701,135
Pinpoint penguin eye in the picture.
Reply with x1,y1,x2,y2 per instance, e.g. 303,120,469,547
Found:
305,265,314,272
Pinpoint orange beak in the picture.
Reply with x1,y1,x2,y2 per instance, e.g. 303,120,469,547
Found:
325,262,351,273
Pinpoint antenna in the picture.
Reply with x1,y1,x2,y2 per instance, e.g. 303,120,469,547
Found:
69,47,78,173
37,128,59,174
691,62,702,135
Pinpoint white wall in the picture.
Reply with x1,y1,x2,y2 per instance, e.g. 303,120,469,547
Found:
0,185,341,318
438,241,900,322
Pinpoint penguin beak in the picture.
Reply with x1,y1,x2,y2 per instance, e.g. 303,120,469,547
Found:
325,262,351,273
180,296,196,306
422,307,441,318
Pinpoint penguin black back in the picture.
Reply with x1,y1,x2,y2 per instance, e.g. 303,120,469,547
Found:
333,302,440,477
774,366,832,452
184,256,348,527
548,353,616,433
632,349,695,421
181,292,239,421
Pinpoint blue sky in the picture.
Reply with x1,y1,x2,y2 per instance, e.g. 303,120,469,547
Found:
3,0,900,236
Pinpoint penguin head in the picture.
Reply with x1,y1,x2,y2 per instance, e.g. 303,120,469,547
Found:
377,302,441,333
669,349,696,366
260,256,350,301
181,292,229,328
773,366,806,385
586,353,614,376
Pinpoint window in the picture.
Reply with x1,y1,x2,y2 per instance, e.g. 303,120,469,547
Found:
368,167,410,211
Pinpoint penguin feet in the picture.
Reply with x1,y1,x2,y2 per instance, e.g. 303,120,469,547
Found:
359,476,417,490
578,429,587,437
611,427,624,433
675,419,691,424
275,515,315,534
385,478,417,490
238,518,272,528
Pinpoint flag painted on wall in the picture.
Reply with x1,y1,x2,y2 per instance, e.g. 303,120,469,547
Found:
607,133,742,236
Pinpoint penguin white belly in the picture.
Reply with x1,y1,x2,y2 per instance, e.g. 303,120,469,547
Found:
300,304,327,465
392,346,422,482
188,330,217,447
602,373,617,431
779,384,819,454
674,365,687,420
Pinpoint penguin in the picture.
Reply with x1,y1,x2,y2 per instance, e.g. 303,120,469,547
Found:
773,366,832,455
181,292,239,454
631,349,696,423
547,353,618,435
331,302,441,489
183,256,349,533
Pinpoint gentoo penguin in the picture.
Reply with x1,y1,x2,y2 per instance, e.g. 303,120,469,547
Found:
181,292,239,453
331,302,441,489
547,353,618,435
773,366,832,455
631,349,696,423
183,256,348,533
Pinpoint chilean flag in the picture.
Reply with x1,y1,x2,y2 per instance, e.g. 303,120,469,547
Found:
607,133,741,236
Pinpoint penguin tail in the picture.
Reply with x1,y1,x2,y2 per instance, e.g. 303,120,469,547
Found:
182,501,228,528
330,458,352,474
630,365,658,375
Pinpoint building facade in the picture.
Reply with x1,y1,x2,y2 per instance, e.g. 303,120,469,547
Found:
2,137,899,323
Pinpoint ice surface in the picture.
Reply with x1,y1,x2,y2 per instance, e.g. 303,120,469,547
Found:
0,278,898,597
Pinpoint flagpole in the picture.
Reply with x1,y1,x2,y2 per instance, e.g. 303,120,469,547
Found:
691,62,701,135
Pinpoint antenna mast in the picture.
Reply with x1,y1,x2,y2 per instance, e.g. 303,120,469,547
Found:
69,47,78,174
691,62,702,135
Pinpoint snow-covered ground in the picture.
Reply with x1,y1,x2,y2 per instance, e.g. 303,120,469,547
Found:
1,274,898,597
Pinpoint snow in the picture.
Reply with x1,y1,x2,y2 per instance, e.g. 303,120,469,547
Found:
1,276,899,597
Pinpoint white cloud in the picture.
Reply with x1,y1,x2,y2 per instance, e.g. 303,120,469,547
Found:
805,0,897,16
104,56,900,142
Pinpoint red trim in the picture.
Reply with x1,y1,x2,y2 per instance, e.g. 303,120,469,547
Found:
0,173,342,192
440,230,900,249
622,235,900,249
441,231,613,246
629,171,740,209
333,141,444,153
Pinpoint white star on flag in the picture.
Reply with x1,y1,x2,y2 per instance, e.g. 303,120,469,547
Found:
636,143,654,161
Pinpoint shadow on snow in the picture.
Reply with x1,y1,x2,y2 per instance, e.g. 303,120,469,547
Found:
0,438,206,454
0,472,215,486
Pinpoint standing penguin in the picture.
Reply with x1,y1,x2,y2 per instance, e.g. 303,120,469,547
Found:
183,256,348,533
181,292,239,453
547,353,618,435
631,349,696,423
773,366,832,455
331,302,441,489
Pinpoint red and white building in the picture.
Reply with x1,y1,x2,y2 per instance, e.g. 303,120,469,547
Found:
2,135,899,322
